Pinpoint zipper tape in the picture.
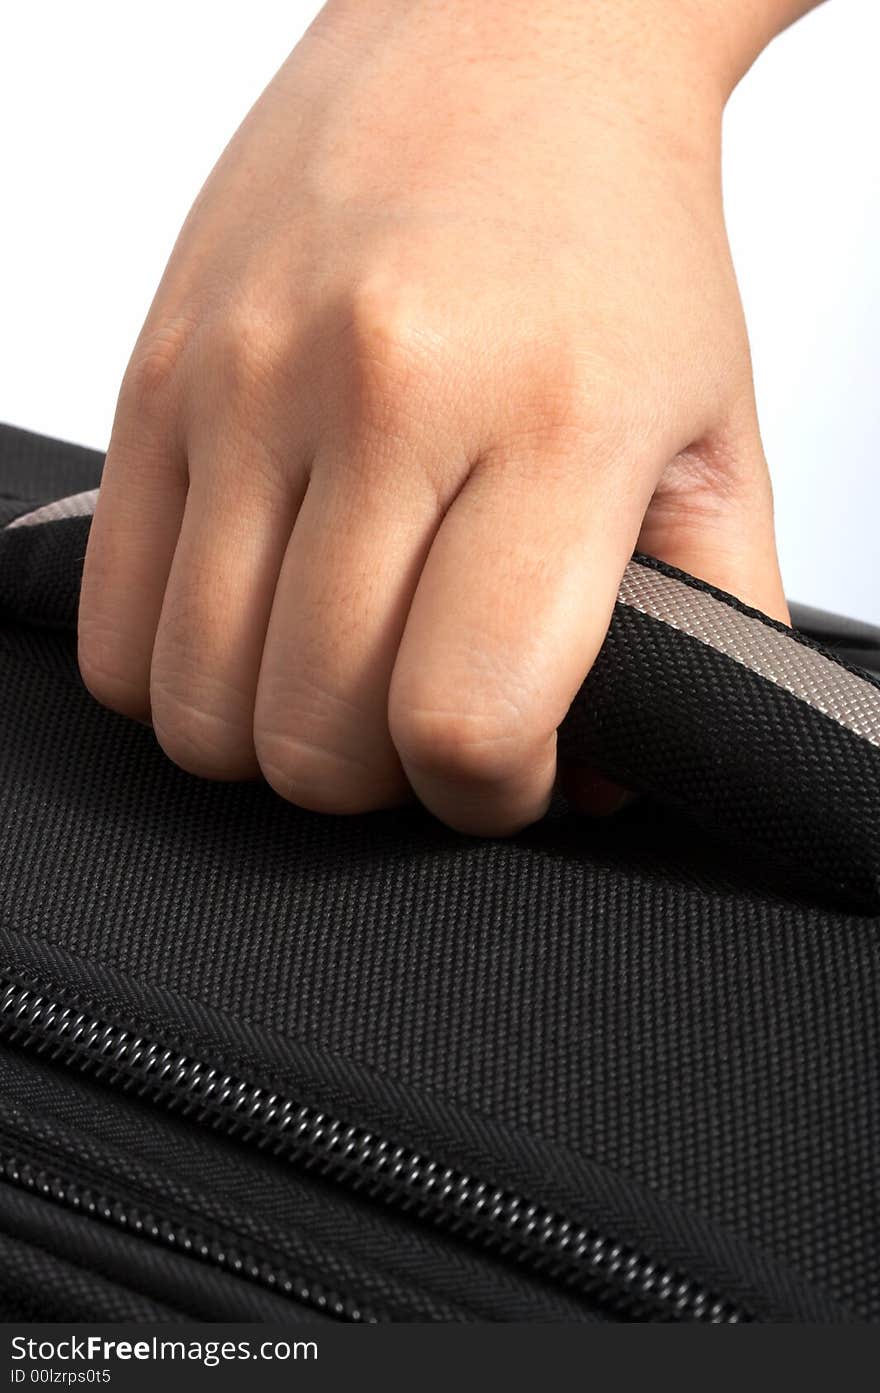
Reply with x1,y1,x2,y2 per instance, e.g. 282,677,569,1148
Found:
0,972,746,1323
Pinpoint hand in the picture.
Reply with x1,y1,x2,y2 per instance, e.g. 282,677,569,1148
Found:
78,0,792,835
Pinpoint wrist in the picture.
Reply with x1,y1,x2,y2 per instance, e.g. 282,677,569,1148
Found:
312,0,819,110
305,0,822,166
532,0,826,106
675,0,825,93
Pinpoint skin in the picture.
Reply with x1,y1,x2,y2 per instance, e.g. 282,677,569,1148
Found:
78,0,822,835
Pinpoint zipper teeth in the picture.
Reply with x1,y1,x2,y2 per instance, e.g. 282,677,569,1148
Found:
0,975,747,1323
0,1152,376,1323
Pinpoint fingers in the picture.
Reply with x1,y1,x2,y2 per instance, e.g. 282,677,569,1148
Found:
78,354,188,723
388,441,654,836
148,437,302,781
253,452,441,814
565,413,787,819
82,367,785,839
638,416,789,624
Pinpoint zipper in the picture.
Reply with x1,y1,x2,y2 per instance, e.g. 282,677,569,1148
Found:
0,972,748,1323
0,1151,375,1322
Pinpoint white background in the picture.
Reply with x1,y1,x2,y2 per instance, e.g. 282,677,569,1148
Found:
1,1,877,621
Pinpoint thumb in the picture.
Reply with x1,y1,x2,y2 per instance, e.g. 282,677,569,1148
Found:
564,415,788,817
636,420,789,625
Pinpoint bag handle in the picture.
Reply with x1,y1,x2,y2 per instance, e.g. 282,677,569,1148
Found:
3,490,879,912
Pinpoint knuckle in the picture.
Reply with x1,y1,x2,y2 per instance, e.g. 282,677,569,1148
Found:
524,375,599,442
204,302,284,409
77,624,150,721
390,698,528,789
339,275,440,435
149,669,256,781
122,316,193,415
502,353,636,467
347,273,423,362
255,725,393,815
543,379,632,451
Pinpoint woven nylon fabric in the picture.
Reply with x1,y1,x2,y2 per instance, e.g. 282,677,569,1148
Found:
617,562,880,747
0,1226,189,1322
560,606,880,909
0,423,103,522
788,602,880,675
1,426,879,1320
6,488,100,529
0,1048,604,1322
1,612,879,1317
0,1179,331,1321
8,481,880,745
3,433,879,909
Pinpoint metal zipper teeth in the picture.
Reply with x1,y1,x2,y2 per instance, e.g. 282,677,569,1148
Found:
0,1151,376,1324
0,974,748,1323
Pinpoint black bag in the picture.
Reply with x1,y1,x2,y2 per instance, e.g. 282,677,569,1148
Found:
1,421,878,1324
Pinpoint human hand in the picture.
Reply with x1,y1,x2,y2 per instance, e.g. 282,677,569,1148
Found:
78,0,794,835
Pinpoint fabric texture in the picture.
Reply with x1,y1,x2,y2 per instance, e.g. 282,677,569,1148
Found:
0,423,878,1322
3,450,879,912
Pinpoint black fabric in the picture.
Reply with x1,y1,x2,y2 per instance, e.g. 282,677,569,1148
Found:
0,424,878,1323
3,451,879,912
561,603,880,910
0,1047,601,1323
0,1222,189,1322
0,422,103,523
789,601,880,674
0,1180,330,1323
